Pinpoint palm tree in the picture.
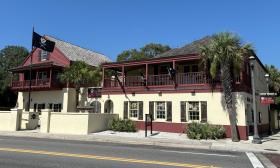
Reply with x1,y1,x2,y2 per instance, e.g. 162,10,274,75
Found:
265,65,280,93
200,32,252,142
59,61,102,109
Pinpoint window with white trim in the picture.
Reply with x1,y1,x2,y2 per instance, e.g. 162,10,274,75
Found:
155,102,166,119
40,50,49,61
188,101,200,121
129,101,139,118
53,104,62,112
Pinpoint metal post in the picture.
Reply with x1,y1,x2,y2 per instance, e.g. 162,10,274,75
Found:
145,114,147,137
150,114,152,135
249,56,262,144
27,27,35,112
265,73,272,135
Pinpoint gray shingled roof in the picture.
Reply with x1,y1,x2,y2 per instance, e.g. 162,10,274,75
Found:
156,36,213,58
46,35,111,66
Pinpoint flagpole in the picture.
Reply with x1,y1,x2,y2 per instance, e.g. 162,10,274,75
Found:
27,27,34,112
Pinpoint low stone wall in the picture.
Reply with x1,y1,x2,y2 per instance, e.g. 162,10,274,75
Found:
41,110,118,135
0,109,21,131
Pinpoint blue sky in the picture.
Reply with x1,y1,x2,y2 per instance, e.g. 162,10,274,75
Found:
0,0,279,68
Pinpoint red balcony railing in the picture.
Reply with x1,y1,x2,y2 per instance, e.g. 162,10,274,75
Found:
104,72,233,88
11,78,61,90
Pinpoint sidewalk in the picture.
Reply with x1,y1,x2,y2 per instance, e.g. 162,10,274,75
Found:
0,130,279,154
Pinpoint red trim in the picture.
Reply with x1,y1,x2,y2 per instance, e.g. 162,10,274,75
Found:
134,121,249,140
223,125,248,140
102,55,200,68
102,88,223,95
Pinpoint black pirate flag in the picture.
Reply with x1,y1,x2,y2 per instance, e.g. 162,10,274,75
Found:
32,32,55,52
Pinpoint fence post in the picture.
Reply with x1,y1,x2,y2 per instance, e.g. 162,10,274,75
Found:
40,109,51,133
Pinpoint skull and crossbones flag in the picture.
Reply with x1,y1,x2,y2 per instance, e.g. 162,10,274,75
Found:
32,32,55,52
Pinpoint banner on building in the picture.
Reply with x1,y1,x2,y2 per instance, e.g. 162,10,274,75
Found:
260,93,277,105
88,87,102,98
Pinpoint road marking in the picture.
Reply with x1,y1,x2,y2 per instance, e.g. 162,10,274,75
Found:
246,152,264,168
0,147,219,168
159,150,238,157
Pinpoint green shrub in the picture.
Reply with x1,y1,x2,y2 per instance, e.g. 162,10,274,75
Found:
186,122,225,140
108,118,137,132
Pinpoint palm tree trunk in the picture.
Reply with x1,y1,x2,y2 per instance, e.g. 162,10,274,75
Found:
221,63,240,142
75,86,80,110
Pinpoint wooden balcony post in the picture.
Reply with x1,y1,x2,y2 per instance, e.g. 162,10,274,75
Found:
49,68,52,87
172,60,176,86
122,66,125,85
35,70,38,86
102,67,105,87
145,63,148,86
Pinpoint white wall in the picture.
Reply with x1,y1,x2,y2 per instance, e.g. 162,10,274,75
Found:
18,88,76,113
87,92,250,126
41,112,118,135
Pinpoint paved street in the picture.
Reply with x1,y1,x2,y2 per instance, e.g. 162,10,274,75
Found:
0,136,257,168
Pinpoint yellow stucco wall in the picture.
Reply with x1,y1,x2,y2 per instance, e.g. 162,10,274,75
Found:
0,111,13,131
49,113,89,134
18,88,76,113
42,112,118,135
87,92,267,126
0,109,21,131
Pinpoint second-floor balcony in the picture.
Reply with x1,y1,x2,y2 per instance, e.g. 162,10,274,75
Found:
10,62,65,91
103,72,241,88
102,54,249,93
11,78,63,91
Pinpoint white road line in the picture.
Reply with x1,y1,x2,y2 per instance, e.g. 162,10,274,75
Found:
246,152,264,168
159,149,238,157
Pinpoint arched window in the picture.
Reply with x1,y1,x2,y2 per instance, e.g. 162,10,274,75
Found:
104,100,113,114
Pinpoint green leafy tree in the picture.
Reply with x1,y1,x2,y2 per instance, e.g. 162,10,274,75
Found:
0,46,29,108
117,43,171,61
200,32,252,142
59,61,101,108
265,64,280,105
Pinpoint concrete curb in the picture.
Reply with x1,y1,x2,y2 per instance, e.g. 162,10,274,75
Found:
0,131,279,154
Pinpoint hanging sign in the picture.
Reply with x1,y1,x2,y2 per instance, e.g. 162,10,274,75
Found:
260,96,275,104
260,93,276,105
88,87,102,98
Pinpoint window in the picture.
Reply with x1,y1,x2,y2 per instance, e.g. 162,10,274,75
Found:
38,71,47,79
184,66,190,73
49,103,53,110
160,66,169,74
33,103,37,112
188,102,200,121
53,104,62,112
37,103,45,114
40,50,49,61
192,65,199,72
155,102,166,119
129,102,139,118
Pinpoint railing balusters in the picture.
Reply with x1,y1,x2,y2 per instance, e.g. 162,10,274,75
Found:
102,72,243,89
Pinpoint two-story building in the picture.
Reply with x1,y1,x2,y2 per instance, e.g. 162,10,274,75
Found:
10,35,111,113
94,36,269,140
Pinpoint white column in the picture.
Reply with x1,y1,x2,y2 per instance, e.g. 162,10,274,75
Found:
40,109,51,133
